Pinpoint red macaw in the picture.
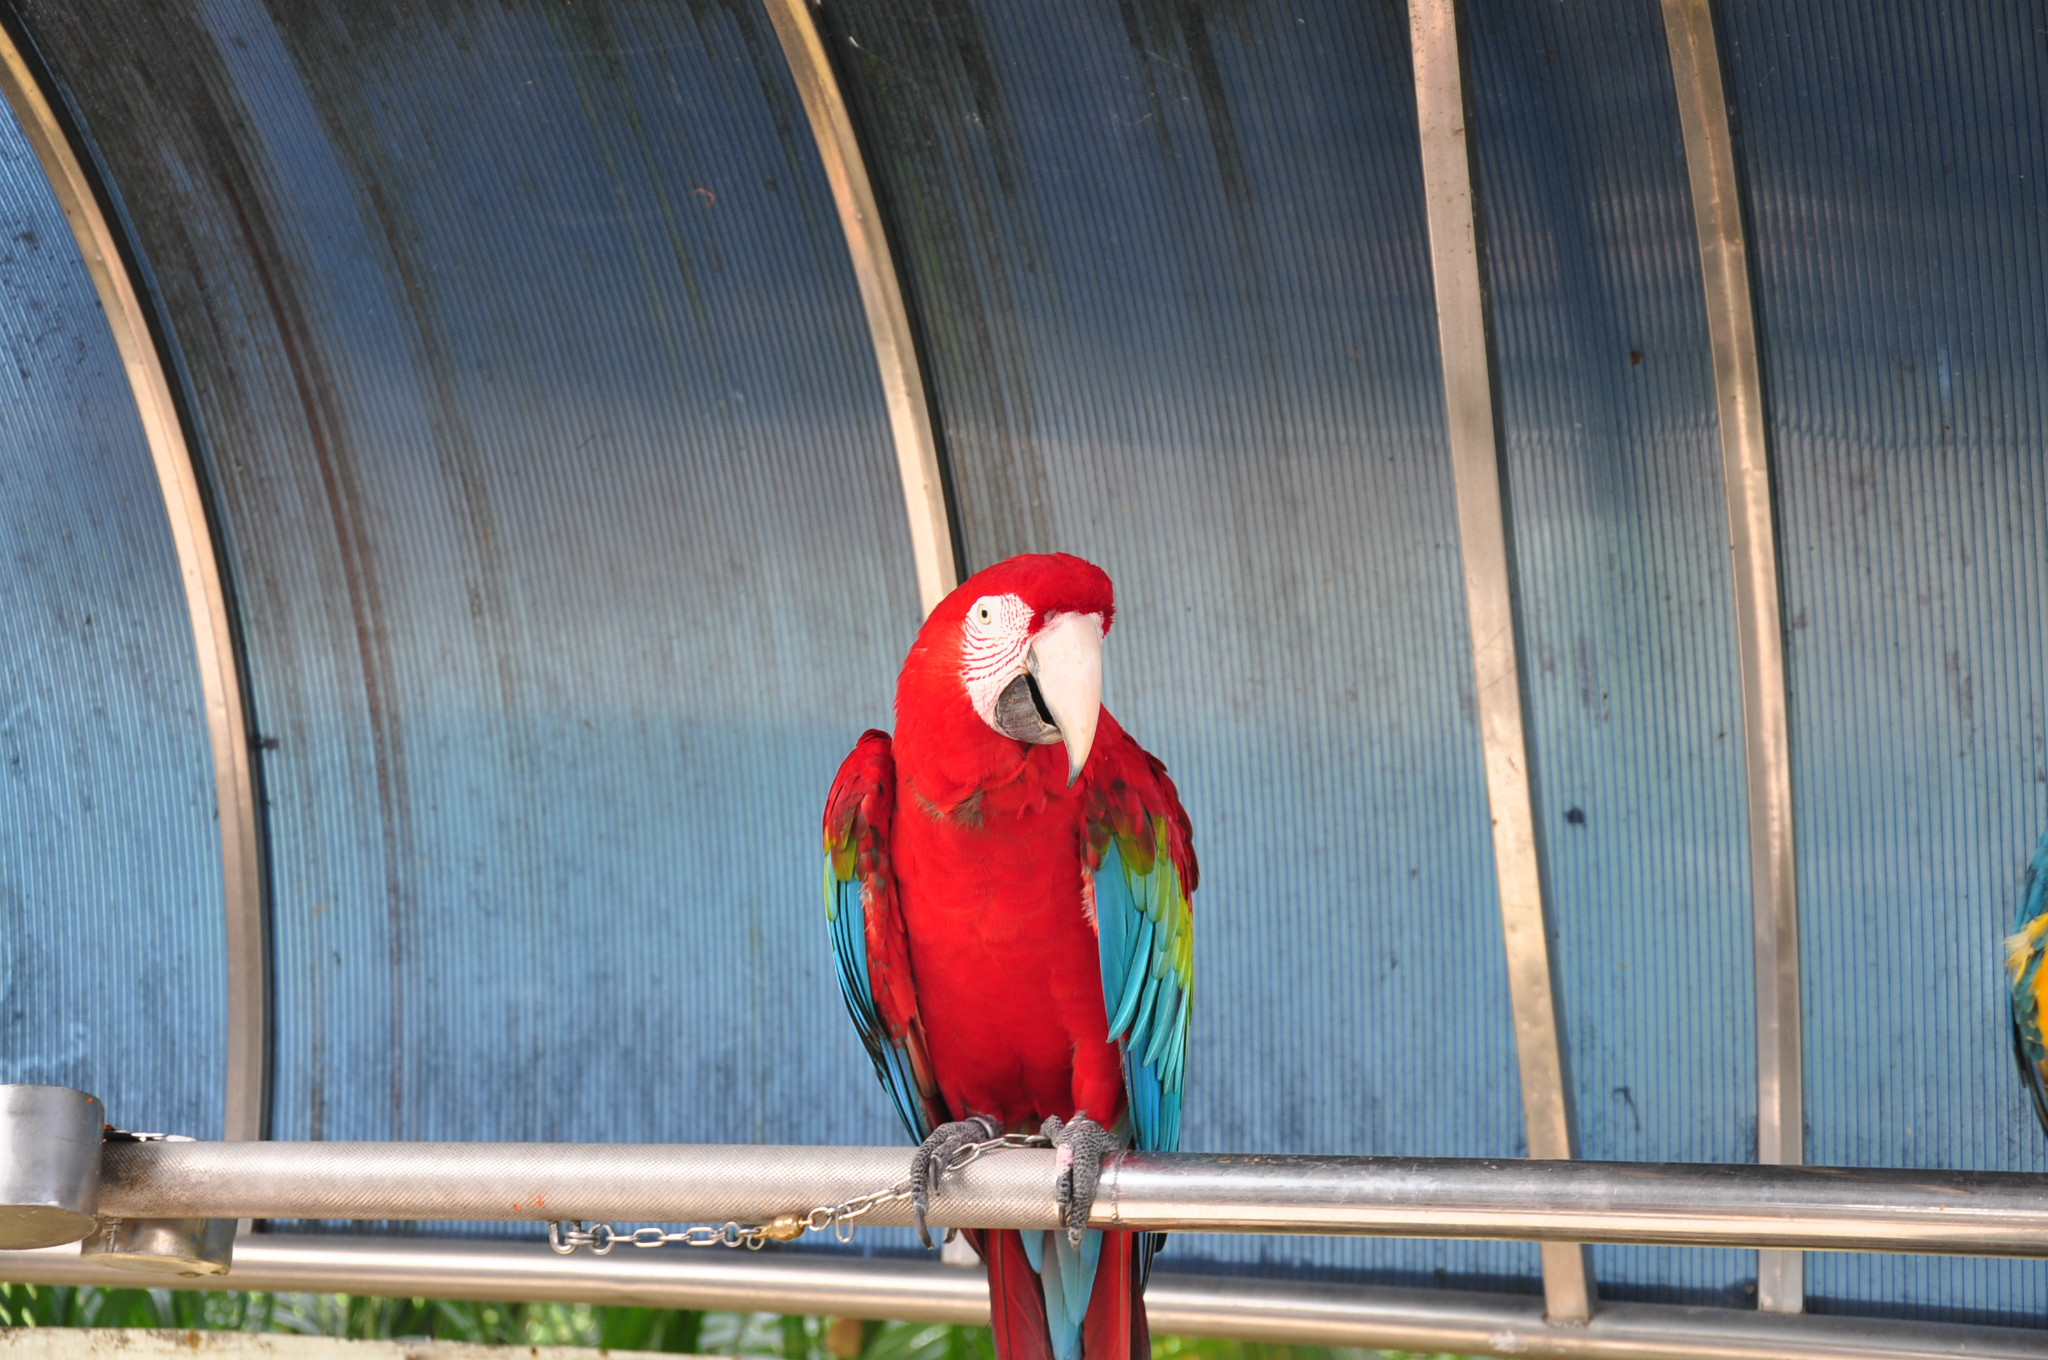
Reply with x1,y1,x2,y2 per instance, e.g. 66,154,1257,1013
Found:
823,553,1196,1360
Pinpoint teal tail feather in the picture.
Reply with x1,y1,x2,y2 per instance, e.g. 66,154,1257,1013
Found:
978,1229,1146,1360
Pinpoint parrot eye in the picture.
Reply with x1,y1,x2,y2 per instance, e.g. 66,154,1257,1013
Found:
968,595,1016,633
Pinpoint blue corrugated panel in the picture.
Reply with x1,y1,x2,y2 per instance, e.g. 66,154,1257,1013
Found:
1465,0,1756,1306
824,0,1535,1289
14,0,924,1221
0,97,226,1135
16,0,2046,1320
1716,0,2048,1326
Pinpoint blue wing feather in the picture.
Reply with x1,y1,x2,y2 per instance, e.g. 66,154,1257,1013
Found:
827,860,932,1142
1106,911,1154,1039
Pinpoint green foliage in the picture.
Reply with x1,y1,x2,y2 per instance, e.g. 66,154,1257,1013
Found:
0,1285,699,1347
0,1283,1468,1360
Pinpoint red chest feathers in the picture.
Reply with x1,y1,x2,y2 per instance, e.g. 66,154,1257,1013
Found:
889,778,1126,1130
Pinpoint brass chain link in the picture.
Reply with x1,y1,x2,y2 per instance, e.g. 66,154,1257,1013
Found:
547,1132,1047,1255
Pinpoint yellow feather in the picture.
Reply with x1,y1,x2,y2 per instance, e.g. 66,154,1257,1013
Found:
2008,915,2048,981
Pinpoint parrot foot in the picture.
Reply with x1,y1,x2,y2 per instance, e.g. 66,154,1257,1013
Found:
1041,1113,1124,1248
910,1114,1002,1250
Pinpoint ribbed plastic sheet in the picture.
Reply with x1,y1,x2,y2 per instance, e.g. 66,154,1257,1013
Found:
822,0,1536,1291
0,90,226,1135
1464,0,1755,1307
9,0,923,1195
1714,0,2048,1327
9,0,2048,1325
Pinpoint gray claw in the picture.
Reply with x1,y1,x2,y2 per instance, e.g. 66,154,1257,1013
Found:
1041,1112,1124,1247
910,1115,1001,1249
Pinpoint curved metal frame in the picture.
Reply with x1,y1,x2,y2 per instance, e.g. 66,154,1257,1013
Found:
0,30,268,1144
1407,0,1593,1323
762,0,960,617
1657,0,1806,1315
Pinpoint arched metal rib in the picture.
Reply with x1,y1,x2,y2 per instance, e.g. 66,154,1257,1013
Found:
1406,0,1594,1323
0,32,269,1143
762,0,960,617
1657,0,1805,1315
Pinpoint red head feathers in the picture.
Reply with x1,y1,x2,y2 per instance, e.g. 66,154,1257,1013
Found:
893,554,1116,810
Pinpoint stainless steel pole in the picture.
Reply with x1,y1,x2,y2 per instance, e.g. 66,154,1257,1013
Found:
4,1236,2048,1360
86,1142,2048,1258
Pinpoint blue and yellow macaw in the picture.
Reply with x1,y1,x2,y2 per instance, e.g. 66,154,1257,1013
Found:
2004,827,2048,1134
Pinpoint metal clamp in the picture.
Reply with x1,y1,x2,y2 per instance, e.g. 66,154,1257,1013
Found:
0,1085,104,1249
83,1130,236,1276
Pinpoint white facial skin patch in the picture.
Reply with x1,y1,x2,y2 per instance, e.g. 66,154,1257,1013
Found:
960,597,1106,784
958,592,1036,726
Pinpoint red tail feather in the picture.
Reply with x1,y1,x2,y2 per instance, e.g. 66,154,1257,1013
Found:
1081,1231,1145,1360
977,1230,1054,1360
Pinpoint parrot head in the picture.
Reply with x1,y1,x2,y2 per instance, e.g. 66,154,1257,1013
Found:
895,553,1116,796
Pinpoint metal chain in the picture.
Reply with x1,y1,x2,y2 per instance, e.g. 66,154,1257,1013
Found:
548,1132,1048,1255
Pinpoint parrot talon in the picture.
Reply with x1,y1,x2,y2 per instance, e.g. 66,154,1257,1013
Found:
910,1114,1002,1249
1041,1113,1124,1247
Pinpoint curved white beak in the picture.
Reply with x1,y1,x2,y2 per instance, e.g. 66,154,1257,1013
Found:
1027,612,1103,785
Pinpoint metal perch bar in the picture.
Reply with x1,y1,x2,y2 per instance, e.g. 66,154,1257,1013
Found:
3,1235,2048,1360
89,1142,2048,1257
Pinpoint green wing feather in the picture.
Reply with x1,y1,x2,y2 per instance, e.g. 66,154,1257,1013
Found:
1082,717,1195,1154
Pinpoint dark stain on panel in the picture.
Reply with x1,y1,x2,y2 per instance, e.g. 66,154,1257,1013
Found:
822,0,1053,562
258,3,536,804
12,0,419,1133
215,166,417,1136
